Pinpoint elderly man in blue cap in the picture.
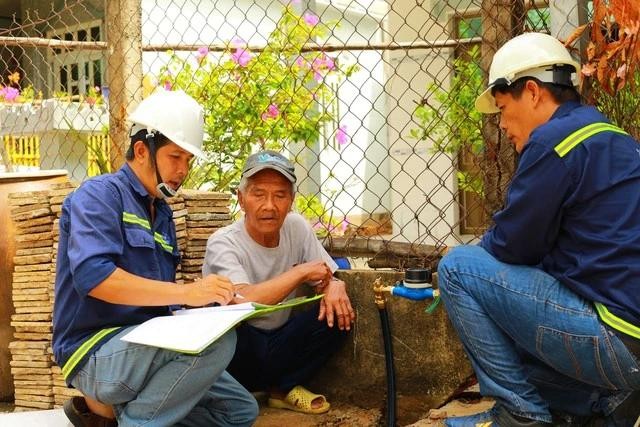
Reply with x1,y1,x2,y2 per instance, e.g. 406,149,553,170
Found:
203,150,355,415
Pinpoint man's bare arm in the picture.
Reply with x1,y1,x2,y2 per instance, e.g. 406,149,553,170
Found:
89,267,234,307
233,260,332,305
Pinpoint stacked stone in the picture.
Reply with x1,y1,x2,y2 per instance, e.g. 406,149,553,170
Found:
48,182,82,407
179,189,232,282
8,190,55,411
7,186,232,411
167,194,187,284
8,341,53,411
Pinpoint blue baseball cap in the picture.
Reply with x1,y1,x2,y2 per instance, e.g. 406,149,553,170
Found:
241,150,297,183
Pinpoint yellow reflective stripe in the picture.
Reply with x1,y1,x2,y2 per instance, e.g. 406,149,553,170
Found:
61,327,121,380
595,303,640,340
554,122,627,158
122,212,151,230
122,212,173,253
476,423,493,427
154,232,174,253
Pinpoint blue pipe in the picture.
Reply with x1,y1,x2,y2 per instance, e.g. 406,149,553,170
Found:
390,285,435,301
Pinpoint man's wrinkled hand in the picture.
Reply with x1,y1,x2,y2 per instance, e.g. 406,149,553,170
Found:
293,260,333,288
317,279,355,330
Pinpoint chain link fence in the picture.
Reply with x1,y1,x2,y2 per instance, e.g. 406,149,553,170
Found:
0,0,603,267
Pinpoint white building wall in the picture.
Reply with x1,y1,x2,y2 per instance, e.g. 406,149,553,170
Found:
384,0,461,246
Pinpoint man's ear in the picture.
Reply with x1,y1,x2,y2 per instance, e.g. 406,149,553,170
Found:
237,190,245,211
524,79,543,106
132,140,148,163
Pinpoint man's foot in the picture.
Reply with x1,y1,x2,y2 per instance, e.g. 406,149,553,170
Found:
267,385,330,414
63,396,117,427
444,406,551,427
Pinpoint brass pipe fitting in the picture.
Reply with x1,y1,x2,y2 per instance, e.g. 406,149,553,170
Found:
373,277,386,309
373,277,395,309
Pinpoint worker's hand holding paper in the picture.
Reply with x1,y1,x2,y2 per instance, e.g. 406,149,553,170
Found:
121,294,323,354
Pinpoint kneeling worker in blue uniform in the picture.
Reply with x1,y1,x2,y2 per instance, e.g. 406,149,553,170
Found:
438,33,640,426
52,90,258,426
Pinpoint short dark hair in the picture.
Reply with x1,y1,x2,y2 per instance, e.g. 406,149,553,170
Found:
491,77,581,105
125,129,171,160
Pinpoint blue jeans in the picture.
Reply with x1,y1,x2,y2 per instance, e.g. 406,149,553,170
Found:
227,303,347,393
69,327,258,427
438,245,640,423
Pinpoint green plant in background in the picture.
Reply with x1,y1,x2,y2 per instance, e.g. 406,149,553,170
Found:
86,125,112,176
409,46,484,195
157,5,356,192
295,193,347,237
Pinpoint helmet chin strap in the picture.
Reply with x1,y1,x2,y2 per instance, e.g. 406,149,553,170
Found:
146,132,178,199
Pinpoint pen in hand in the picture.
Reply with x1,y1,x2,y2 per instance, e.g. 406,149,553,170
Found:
210,293,245,307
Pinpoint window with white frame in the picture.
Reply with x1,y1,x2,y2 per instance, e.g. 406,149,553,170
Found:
47,20,105,96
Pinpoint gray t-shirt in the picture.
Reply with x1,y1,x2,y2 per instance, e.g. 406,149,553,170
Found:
203,212,337,330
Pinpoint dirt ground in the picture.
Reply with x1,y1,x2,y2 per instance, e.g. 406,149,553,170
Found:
254,388,494,427
0,387,493,426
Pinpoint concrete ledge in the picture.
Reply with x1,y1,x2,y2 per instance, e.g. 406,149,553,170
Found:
309,270,473,423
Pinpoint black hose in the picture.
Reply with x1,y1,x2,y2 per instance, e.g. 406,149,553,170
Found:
378,306,396,427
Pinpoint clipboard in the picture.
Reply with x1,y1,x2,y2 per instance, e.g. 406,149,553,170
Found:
121,294,323,354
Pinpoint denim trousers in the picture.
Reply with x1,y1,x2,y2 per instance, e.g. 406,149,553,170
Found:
227,303,347,393
438,245,640,423
70,327,259,427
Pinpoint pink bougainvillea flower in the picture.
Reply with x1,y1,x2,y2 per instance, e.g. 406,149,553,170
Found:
322,55,335,70
1,86,20,102
336,125,348,145
303,13,319,27
311,54,335,81
295,56,307,68
196,46,209,61
261,103,280,121
163,81,173,91
232,47,253,67
231,37,245,48
290,0,301,5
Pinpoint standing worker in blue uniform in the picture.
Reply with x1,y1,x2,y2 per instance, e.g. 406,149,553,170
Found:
438,33,640,426
52,90,258,427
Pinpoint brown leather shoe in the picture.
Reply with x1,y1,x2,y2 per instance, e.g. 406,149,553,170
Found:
63,396,117,427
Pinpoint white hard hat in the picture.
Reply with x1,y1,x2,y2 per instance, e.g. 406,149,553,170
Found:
128,90,208,160
475,32,581,114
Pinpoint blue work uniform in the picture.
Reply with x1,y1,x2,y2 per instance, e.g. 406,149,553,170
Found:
481,101,640,332
52,163,180,383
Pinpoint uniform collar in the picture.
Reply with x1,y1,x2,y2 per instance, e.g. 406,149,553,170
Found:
120,163,174,220
121,163,151,199
550,100,582,121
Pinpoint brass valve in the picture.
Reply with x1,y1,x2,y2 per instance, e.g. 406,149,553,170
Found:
373,277,395,309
